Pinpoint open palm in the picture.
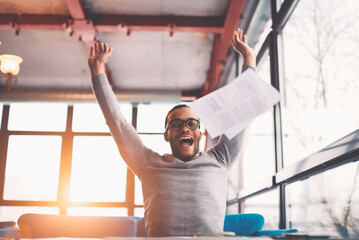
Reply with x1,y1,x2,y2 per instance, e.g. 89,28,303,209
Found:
88,41,114,76
88,41,113,66
231,28,256,68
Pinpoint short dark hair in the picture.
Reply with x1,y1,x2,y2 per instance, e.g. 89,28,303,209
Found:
164,104,190,129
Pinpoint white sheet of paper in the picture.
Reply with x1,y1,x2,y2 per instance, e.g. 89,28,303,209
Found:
189,69,280,139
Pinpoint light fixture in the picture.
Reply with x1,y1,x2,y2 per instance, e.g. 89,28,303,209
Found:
0,54,23,90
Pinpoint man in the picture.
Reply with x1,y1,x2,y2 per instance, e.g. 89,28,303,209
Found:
88,28,256,237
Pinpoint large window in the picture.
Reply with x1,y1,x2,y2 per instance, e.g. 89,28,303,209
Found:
280,0,359,166
228,0,359,235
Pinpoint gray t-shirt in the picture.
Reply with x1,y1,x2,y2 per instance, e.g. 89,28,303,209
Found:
91,73,244,237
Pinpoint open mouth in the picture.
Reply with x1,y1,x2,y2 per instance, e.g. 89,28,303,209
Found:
179,136,194,146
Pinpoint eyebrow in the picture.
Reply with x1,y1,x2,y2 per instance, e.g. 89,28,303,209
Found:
169,118,199,122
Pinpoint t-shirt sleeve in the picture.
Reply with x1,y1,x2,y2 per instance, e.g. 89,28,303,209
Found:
91,73,151,176
206,131,244,168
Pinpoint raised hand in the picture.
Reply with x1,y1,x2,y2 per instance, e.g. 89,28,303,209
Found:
88,41,114,77
231,28,256,68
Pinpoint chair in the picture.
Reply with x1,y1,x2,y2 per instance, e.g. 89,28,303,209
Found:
224,213,298,237
0,221,21,240
17,213,140,238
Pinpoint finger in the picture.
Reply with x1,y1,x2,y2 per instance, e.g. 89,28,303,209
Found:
233,28,238,38
237,29,243,42
99,42,104,53
101,42,106,53
95,41,99,54
231,37,237,48
243,34,247,43
232,31,236,44
108,46,114,53
104,43,108,53
90,46,94,57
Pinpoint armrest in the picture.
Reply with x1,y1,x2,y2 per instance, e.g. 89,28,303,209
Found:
0,227,21,240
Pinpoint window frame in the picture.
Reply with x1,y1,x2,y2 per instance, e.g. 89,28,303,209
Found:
0,104,143,216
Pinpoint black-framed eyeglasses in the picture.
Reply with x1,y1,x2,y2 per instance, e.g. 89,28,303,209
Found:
165,118,200,131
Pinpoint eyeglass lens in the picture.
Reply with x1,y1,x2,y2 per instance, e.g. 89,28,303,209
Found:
168,119,199,130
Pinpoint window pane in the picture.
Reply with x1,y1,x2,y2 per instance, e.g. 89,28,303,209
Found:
257,54,271,83
286,162,359,238
226,202,239,215
139,134,171,155
246,0,271,52
242,56,275,189
243,189,279,229
8,103,67,131
4,135,62,201
134,208,144,218
242,113,274,189
137,102,179,133
280,0,359,166
0,206,59,222
67,207,127,216
70,136,127,202
253,19,271,53
72,103,132,132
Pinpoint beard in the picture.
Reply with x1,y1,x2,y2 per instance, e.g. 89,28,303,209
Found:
170,140,200,162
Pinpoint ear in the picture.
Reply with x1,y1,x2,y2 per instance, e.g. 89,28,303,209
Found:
199,131,203,140
164,131,169,142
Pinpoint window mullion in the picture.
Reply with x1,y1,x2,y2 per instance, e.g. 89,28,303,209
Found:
125,103,137,216
0,105,10,204
57,105,74,214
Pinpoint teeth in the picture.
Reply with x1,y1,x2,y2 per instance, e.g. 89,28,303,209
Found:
179,136,193,140
179,136,194,145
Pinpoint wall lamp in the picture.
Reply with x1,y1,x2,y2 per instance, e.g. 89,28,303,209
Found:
0,54,23,90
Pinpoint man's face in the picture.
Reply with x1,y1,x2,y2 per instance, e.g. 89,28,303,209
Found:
164,107,202,162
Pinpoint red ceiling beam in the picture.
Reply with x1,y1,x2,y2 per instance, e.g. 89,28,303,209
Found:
64,0,86,19
64,0,97,44
63,0,117,87
94,15,224,35
0,14,68,33
202,0,245,96
0,14,224,35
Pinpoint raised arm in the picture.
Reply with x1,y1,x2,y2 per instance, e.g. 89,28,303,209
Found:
88,42,151,176
208,29,256,167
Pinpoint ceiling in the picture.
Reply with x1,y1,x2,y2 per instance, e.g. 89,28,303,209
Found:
0,0,265,103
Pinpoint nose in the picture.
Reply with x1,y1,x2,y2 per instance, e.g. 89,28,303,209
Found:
181,123,191,132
